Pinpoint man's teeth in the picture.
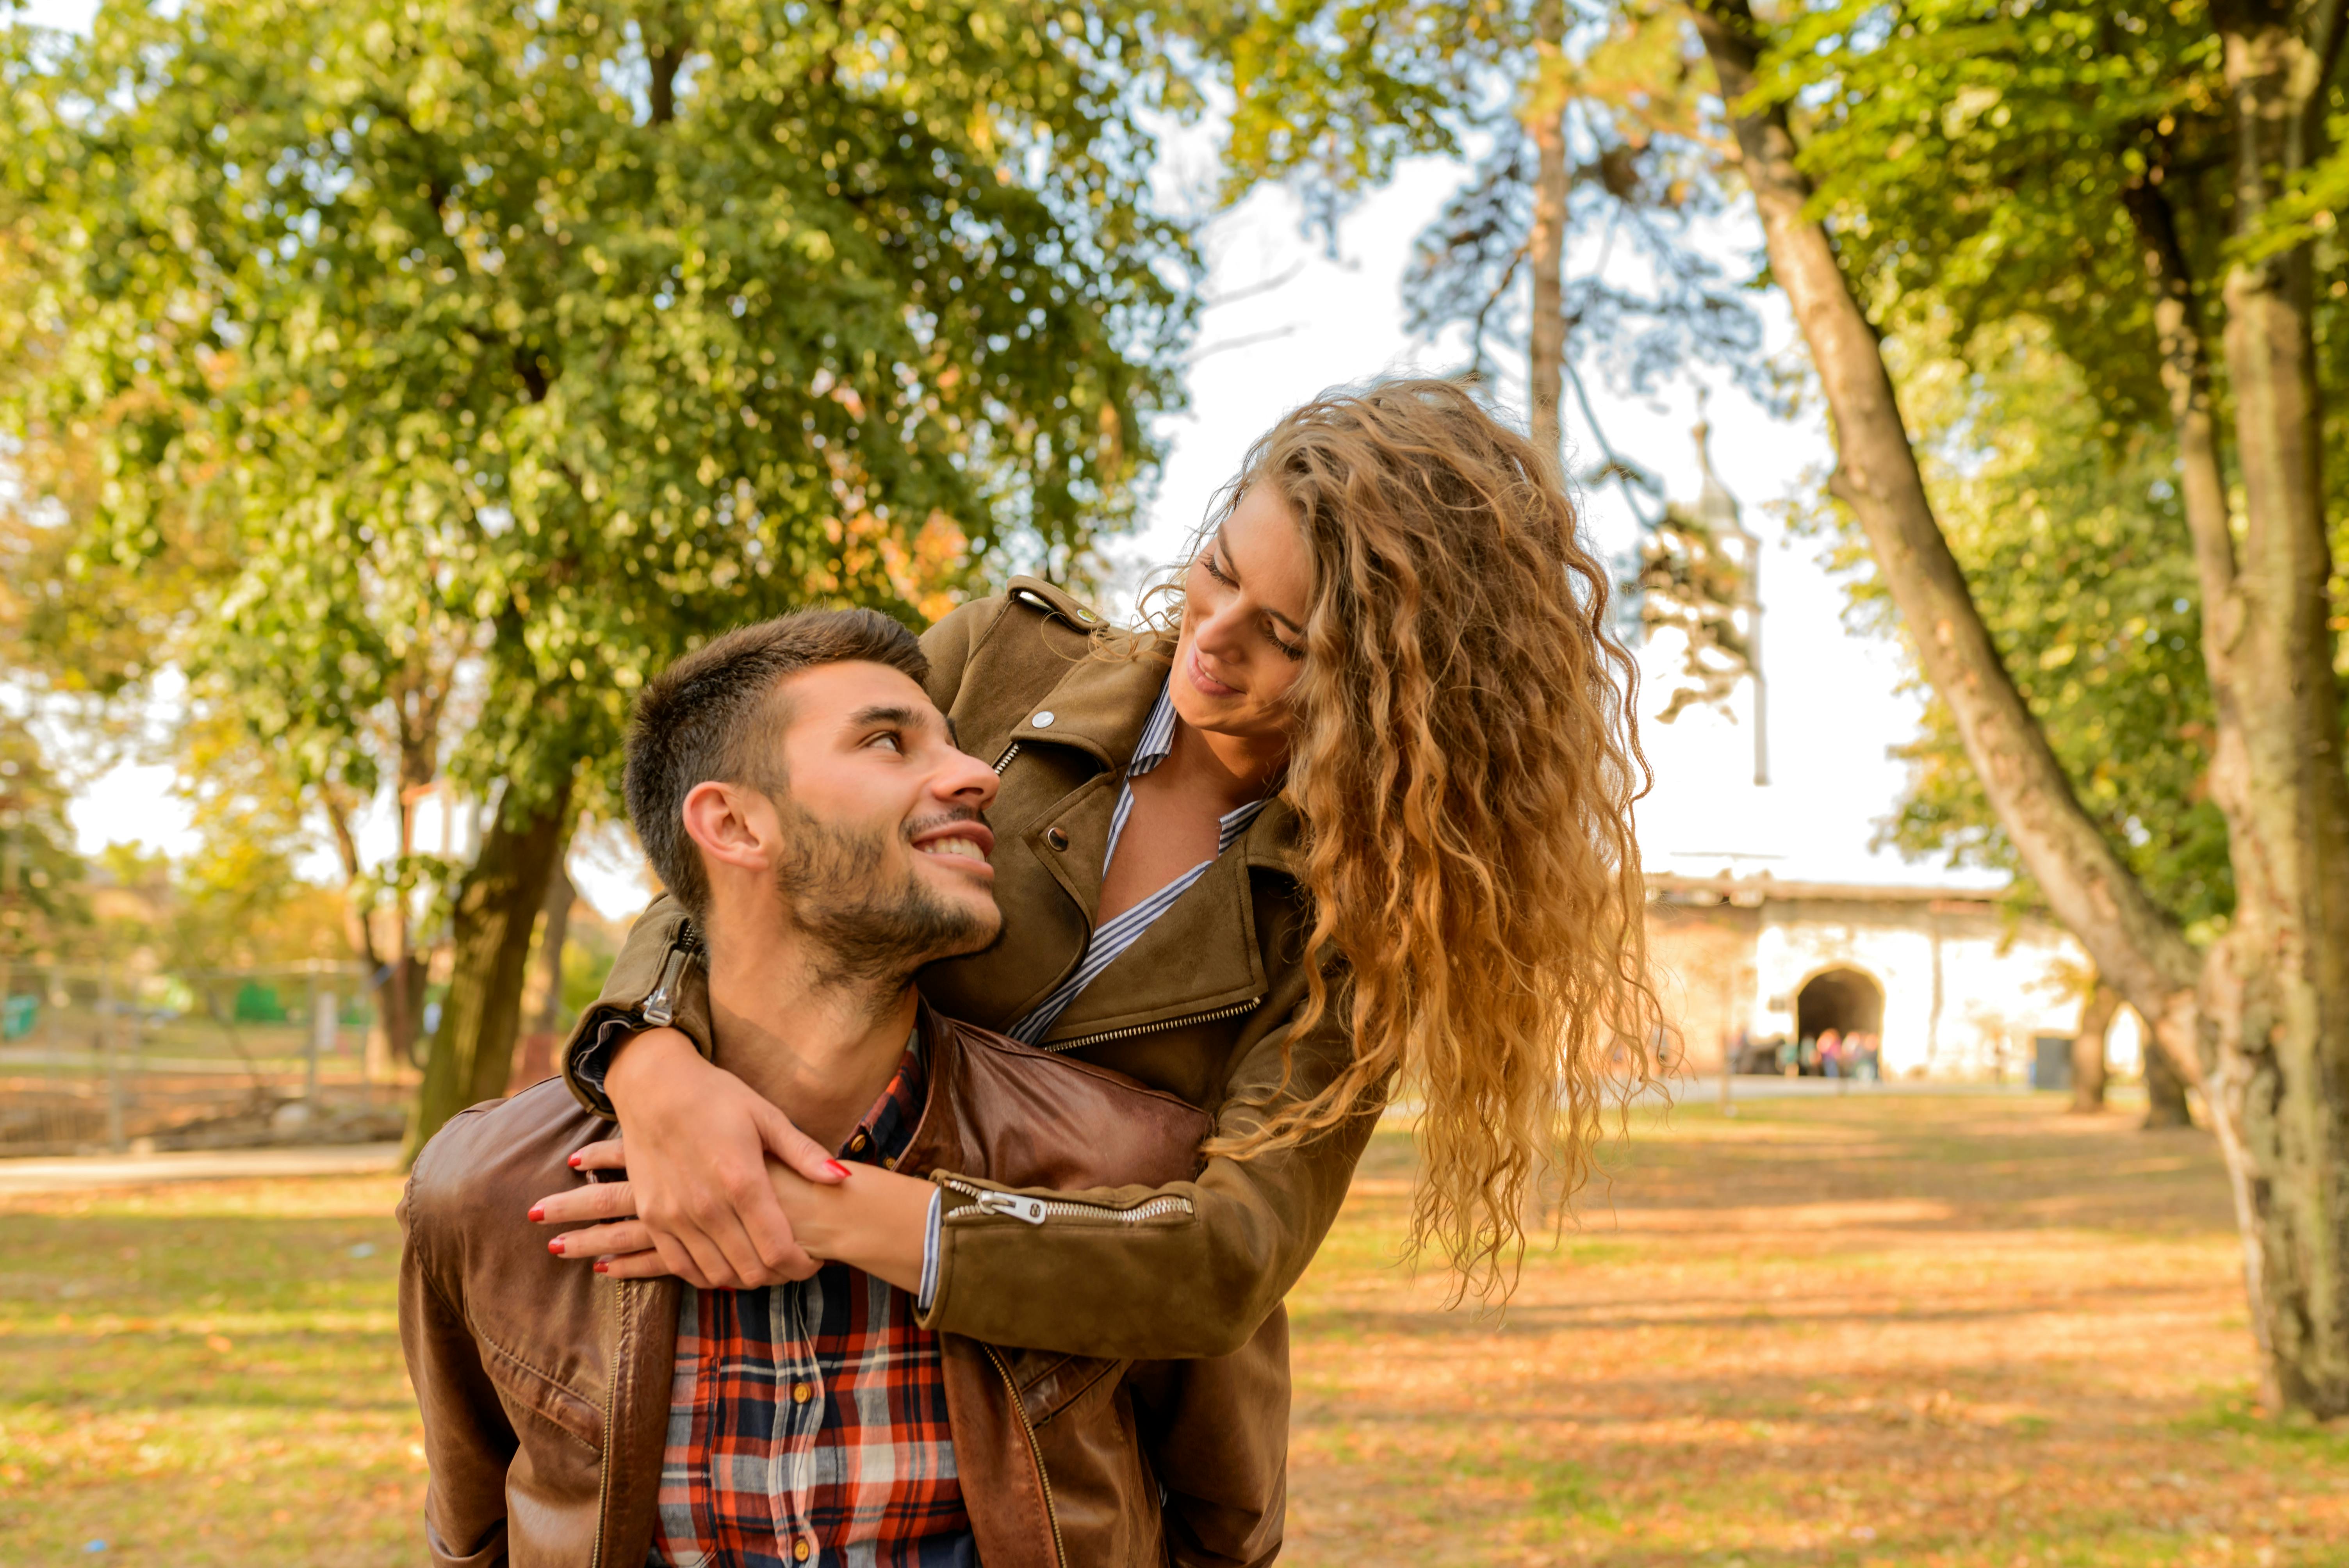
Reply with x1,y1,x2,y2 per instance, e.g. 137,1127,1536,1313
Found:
921,837,985,861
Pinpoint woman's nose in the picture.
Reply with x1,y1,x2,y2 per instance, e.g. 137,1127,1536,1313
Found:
1194,602,1249,660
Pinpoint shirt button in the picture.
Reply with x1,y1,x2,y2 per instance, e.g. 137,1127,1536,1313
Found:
1046,827,1070,851
1031,710,1056,728
792,1539,811,1562
792,1381,813,1404
847,1131,869,1154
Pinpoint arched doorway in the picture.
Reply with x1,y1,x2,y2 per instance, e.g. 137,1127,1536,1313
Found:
1796,966,1884,1041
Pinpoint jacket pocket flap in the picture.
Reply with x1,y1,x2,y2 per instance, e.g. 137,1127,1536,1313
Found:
477,1333,603,1452
1007,1349,1125,1427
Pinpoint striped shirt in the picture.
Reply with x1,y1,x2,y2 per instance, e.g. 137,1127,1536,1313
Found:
1005,680,1271,1046
651,1034,974,1568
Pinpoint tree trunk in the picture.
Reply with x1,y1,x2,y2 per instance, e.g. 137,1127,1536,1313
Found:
2071,983,2119,1114
402,774,576,1164
387,658,448,1070
2146,1028,2196,1129
1690,0,2349,1415
506,858,576,1095
1524,1,1570,465
2198,0,2349,1417
533,858,575,1037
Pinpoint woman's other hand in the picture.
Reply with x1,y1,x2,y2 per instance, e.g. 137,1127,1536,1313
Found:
574,1026,847,1288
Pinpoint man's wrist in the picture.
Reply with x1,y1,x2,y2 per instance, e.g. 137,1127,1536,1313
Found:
602,1025,701,1108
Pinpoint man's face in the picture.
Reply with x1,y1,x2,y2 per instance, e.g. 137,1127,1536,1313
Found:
754,661,1003,985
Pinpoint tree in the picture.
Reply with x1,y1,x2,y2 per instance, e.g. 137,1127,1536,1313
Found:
0,715,86,962
1,0,1190,1159
1688,0,2349,1415
2072,979,2119,1115
1833,321,2233,932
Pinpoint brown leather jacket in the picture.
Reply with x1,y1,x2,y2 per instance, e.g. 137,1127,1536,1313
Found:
400,1005,1233,1568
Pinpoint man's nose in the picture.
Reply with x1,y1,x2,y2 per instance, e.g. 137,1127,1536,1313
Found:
936,748,999,811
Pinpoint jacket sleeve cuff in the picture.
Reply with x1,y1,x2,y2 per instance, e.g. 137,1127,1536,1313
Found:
917,1187,943,1312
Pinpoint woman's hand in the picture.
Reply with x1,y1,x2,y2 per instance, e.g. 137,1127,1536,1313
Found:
551,1026,845,1288
536,1140,934,1293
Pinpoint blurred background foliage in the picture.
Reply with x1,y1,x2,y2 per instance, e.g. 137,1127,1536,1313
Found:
0,0,1196,1147
6,0,2349,1151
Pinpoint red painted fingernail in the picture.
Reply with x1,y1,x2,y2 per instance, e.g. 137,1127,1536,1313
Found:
547,1238,565,1255
568,1153,583,1169
528,1205,545,1222
594,1260,610,1274
825,1160,850,1179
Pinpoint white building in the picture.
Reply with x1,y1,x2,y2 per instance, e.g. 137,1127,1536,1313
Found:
1627,428,2143,1083
1644,874,2143,1080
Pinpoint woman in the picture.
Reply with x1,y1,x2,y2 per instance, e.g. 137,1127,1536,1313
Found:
536,376,1654,1415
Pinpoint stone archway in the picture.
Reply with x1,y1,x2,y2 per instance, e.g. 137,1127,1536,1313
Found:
1795,966,1884,1041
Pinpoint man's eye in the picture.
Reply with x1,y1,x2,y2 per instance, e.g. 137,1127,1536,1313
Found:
868,732,904,753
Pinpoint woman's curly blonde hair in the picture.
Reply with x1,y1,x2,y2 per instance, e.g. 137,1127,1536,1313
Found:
1144,378,1658,1304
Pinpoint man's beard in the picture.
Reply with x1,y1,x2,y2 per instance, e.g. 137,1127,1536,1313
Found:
768,797,1000,1000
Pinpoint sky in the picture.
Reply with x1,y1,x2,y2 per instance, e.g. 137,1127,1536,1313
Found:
26,2,1999,915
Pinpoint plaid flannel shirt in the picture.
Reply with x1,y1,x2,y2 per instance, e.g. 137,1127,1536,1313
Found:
650,1034,975,1568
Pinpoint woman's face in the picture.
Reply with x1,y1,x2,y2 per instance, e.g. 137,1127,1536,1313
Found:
1172,483,1314,745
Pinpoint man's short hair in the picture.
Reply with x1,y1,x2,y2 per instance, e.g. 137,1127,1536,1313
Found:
624,609,930,916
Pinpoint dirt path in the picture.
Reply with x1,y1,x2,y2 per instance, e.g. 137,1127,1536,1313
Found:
0,1142,401,1196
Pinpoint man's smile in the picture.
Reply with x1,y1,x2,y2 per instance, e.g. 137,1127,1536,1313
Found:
911,818,995,868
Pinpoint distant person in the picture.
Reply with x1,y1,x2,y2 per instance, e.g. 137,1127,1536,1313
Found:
1782,1036,1804,1076
1820,1028,1845,1079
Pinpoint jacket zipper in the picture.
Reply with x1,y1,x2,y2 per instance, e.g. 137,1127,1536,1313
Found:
993,741,1021,774
588,1284,625,1568
937,1174,1195,1227
985,1342,1068,1568
640,921,704,1027
1041,995,1264,1053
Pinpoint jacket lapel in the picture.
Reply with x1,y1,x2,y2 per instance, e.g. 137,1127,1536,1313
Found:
988,643,1170,780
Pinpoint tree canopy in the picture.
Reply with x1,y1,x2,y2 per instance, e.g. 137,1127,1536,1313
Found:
0,0,1196,1148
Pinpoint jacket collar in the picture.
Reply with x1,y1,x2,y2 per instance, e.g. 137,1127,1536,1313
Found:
1004,636,1306,882
996,636,1173,773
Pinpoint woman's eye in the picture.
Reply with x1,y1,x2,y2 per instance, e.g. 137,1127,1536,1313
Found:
1200,551,1234,586
1268,627,1305,661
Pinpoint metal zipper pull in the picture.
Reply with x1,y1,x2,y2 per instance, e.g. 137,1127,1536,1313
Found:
974,1189,1052,1225
640,921,700,1027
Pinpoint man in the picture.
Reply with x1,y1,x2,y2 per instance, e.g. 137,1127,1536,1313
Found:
399,608,1226,1567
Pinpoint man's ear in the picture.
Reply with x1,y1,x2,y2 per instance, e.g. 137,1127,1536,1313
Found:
680,780,775,873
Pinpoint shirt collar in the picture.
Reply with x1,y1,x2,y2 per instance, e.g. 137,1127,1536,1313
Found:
843,1026,927,1167
1124,679,1181,779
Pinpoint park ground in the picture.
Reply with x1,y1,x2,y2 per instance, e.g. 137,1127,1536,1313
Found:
1,1095,2341,1566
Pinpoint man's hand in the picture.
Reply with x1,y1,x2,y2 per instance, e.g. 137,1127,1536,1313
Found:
540,1027,845,1288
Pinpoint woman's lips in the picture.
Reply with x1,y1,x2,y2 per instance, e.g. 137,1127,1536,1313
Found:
1187,648,1240,698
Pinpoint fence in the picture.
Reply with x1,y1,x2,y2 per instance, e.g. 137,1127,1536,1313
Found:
0,960,415,1156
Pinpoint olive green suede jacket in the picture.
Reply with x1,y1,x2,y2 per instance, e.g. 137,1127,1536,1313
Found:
561,578,1384,1564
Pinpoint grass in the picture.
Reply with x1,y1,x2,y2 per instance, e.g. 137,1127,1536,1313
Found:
1283,1095,2344,1566
0,1176,419,1564
1,1094,2340,1565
